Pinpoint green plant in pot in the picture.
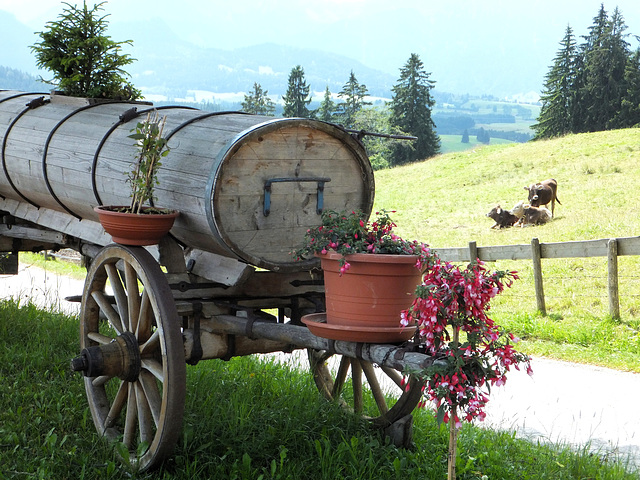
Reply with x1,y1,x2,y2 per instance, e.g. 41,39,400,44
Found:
294,209,437,342
94,111,179,246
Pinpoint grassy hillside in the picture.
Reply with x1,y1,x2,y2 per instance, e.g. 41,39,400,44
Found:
374,127,640,371
438,134,513,154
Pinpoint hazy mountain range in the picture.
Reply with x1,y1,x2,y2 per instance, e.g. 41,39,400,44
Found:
2,1,639,104
0,8,539,103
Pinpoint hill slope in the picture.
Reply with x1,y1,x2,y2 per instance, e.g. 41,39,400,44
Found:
374,128,640,371
374,128,640,249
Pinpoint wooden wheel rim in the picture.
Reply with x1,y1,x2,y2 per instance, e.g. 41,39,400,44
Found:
308,349,424,427
80,245,186,471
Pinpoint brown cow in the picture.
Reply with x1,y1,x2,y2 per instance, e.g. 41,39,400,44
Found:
520,205,552,226
524,178,561,217
486,205,519,229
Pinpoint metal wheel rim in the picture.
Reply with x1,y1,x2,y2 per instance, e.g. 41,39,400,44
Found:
80,245,185,471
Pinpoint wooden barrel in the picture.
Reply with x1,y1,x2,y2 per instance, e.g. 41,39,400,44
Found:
0,91,374,271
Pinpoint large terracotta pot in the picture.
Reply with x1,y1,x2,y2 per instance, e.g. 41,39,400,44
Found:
94,206,179,246
319,251,423,328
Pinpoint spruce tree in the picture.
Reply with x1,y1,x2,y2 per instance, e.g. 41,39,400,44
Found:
241,82,275,116
388,53,440,165
335,71,370,128
613,49,640,128
579,5,630,132
30,1,140,100
533,25,578,139
317,86,336,122
282,65,312,118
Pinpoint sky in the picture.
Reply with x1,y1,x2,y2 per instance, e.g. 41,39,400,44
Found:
2,0,640,97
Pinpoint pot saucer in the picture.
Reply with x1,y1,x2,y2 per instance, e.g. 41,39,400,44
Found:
301,313,416,343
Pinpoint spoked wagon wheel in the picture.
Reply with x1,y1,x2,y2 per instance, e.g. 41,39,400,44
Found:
308,349,424,427
73,245,186,471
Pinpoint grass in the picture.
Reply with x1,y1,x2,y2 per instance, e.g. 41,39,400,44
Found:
20,251,86,280
439,135,513,154
374,127,640,372
0,299,637,479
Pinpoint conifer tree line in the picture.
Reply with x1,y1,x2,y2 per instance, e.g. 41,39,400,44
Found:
533,4,640,139
241,54,439,168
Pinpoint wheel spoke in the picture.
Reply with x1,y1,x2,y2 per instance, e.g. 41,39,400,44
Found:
136,291,152,340
139,370,162,427
104,380,127,430
88,331,114,345
361,362,389,415
123,383,138,449
352,360,363,413
381,366,404,388
135,382,154,445
91,290,124,334
92,375,111,387
125,262,141,334
142,358,164,382
106,263,129,331
139,329,160,356
332,356,350,398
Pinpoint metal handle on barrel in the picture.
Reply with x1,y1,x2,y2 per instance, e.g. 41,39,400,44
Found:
263,177,331,216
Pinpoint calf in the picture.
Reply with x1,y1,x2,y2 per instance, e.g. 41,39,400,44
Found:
486,205,519,229
524,178,561,217
520,205,552,226
510,200,526,221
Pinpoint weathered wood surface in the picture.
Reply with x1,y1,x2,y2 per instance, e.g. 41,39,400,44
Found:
433,235,640,262
206,314,440,372
0,91,374,272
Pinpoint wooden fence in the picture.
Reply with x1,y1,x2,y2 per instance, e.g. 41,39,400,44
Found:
431,235,640,318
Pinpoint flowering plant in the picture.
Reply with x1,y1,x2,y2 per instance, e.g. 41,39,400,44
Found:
293,209,436,274
401,260,532,480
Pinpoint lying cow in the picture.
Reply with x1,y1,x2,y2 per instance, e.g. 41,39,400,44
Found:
520,205,552,226
486,205,519,229
524,178,561,217
510,200,526,221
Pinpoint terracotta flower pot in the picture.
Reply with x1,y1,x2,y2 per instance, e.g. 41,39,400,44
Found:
319,251,423,329
94,206,179,246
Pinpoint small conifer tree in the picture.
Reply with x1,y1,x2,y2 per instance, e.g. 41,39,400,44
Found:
31,1,141,100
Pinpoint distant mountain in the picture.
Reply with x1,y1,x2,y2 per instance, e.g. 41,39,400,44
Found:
109,19,398,99
0,13,403,101
0,66,47,92
0,10,39,73
0,12,539,102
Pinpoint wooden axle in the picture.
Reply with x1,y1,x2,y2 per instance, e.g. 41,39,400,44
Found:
183,313,439,373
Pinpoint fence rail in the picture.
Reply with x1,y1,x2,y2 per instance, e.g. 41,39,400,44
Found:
431,235,640,317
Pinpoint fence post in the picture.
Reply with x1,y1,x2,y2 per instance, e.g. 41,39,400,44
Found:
608,238,620,320
468,241,478,264
531,238,546,316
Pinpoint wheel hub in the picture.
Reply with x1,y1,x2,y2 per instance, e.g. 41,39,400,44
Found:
71,331,141,382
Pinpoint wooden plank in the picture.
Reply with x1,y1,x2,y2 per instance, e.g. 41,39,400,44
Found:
0,197,110,246
183,249,252,286
435,236,640,263
0,225,65,243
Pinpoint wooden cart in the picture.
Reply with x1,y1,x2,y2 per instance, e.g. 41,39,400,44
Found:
0,90,435,470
